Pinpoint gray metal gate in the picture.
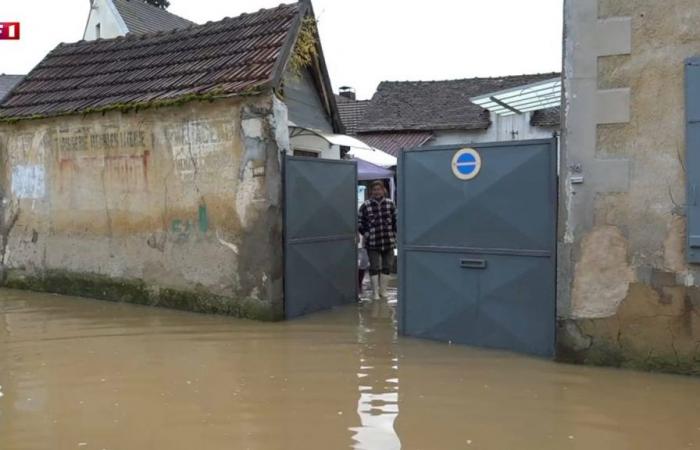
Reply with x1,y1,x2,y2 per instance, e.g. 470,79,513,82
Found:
398,139,557,357
284,156,357,319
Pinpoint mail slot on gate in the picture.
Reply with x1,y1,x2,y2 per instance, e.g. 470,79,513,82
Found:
690,236,700,248
460,258,487,269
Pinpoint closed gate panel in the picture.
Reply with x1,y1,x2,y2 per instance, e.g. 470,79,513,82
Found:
398,140,557,357
402,144,553,250
403,251,479,343
284,157,357,319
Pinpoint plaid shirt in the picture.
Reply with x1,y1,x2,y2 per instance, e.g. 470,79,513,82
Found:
358,197,397,251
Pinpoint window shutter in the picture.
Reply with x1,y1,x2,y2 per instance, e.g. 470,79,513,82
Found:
686,58,700,263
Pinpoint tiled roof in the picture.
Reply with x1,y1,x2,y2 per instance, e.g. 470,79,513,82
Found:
114,0,195,35
530,106,561,127
335,95,369,135
358,131,433,156
356,73,560,133
0,2,303,120
0,75,24,102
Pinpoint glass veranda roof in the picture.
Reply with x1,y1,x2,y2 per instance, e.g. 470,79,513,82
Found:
470,77,561,116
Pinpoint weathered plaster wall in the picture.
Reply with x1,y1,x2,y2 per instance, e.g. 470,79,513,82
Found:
560,0,700,374
0,96,286,320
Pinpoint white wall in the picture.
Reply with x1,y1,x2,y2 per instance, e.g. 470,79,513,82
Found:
491,113,556,141
289,132,340,159
426,112,556,147
83,0,127,40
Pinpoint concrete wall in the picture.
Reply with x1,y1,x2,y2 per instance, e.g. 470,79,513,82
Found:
83,0,128,41
425,113,556,147
0,96,287,320
560,0,700,374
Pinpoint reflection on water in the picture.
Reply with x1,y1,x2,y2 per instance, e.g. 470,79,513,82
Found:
2,287,700,450
351,299,401,450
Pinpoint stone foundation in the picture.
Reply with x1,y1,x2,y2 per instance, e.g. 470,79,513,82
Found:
558,275,700,375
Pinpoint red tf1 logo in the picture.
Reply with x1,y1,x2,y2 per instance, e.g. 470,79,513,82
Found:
0,22,20,40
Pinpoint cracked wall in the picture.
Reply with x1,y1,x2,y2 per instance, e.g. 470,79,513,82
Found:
0,95,285,320
560,0,700,374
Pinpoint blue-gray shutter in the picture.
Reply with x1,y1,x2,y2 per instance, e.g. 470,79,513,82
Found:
686,57,700,263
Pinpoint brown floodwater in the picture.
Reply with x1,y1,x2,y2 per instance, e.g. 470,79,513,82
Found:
1,288,699,450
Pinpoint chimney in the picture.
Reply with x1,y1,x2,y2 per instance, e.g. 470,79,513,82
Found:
339,86,356,101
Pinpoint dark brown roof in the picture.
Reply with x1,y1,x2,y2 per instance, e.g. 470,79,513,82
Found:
114,0,195,35
335,95,369,134
0,2,305,120
530,106,561,127
358,131,433,156
0,75,24,102
356,73,560,133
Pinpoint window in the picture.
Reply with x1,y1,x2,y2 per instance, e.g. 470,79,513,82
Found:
95,23,101,39
293,149,319,158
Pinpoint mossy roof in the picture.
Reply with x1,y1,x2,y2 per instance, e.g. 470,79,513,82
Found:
0,2,305,120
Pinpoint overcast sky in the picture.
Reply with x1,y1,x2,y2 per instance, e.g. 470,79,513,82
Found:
0,0,563,99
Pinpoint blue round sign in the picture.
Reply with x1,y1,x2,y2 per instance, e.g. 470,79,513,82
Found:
451,148,482,180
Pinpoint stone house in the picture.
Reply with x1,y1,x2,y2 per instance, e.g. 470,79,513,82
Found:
337,75,561,156
0,1,342,320
559,0,700,374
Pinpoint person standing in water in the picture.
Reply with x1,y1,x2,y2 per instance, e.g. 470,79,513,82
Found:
358,180,397,301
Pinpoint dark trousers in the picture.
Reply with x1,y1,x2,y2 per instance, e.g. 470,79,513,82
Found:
368,249,395,276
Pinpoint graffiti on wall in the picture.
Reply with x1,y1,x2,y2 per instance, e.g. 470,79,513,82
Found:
166,120,235,179
170,204,210,241
54,125,151,195
54,127,147,153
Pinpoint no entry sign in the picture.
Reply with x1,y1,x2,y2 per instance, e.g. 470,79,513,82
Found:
451,148,482,180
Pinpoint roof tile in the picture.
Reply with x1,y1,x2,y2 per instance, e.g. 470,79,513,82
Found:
113,0,196,35
530,106,561,127
335,95,370,135
0,75,24,102
356,73,560,133
0,2,302,120
358,131,433,156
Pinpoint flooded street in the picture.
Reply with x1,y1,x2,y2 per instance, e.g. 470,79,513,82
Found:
1,288,699,450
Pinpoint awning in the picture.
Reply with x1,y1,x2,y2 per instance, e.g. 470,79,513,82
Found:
290,125,397,168
346,146,396,168
470,77,561,116
356,158,394,181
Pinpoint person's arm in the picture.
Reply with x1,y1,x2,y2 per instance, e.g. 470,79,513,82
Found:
358,203,368,235
391,201,397,233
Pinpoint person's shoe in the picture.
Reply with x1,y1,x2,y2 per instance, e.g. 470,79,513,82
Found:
370,275,381,301
379,275,389,298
